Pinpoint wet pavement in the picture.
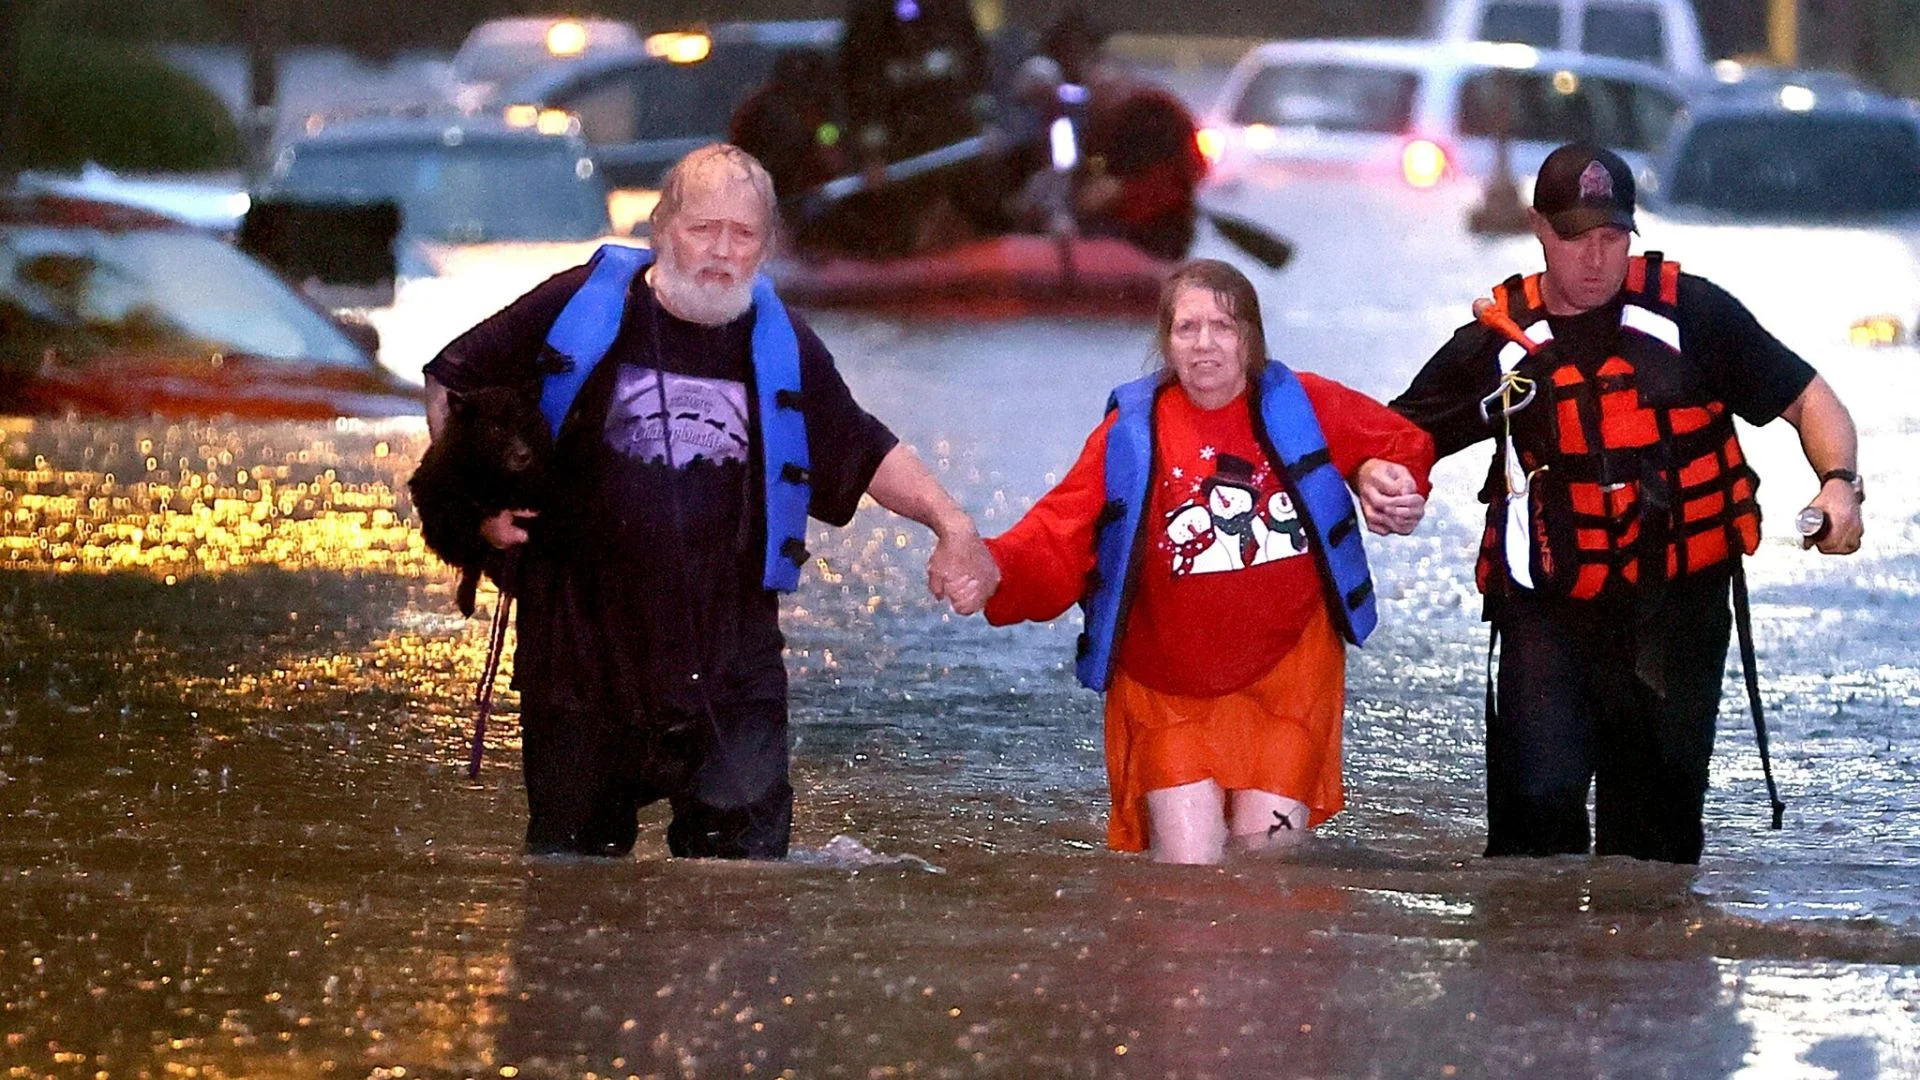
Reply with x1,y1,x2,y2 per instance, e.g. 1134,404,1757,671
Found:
4,199,1920,1078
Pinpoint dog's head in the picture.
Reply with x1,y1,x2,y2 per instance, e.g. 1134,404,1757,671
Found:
447,385,552,477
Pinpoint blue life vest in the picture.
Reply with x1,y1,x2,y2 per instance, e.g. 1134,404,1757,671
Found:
536,243,814,592
1076,362,1378,691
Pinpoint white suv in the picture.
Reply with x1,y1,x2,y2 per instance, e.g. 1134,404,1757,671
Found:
1426,0,1710,79
1199,39,1684,197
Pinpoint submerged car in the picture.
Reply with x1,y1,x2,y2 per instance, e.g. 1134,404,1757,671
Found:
266,112,615,254
262,112,627,382
0,194,420,420
441,15,645,113
501,19,842,192
1424,0,1710,80
1199,39,1683,198
1638,75,1920,346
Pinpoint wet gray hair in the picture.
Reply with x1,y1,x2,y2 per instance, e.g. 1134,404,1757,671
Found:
1152,258,1270,381
650,143,780,240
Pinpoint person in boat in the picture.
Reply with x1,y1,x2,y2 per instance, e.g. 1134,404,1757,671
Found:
728,48,854,251
420,145,998,859
1023,6,1208,260
1388,143,1864,864
950,259,1435,864
840,0,991,163
832,0,998,256
730,48,846,211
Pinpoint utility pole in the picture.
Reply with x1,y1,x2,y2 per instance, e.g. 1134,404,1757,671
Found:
1768,0,1798,66
0,0,22,189
245,0,282,186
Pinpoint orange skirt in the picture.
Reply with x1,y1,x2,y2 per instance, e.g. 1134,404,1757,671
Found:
1102,606,1347,852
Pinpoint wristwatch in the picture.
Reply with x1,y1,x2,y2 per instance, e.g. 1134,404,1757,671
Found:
1819,468,1865,504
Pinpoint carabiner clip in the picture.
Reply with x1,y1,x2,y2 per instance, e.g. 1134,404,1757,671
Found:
1478,372,1537,422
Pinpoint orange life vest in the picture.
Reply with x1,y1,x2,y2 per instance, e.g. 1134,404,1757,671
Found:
1474,254,1761,601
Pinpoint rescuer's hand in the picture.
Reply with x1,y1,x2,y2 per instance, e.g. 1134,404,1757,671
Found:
1355,459,1425,536
1804,479,1863,555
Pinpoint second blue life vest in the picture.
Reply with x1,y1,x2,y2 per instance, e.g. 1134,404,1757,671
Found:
536,243,814,593
1076,362,1378,691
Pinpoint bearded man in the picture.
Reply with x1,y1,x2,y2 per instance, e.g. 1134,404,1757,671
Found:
422,144,996,859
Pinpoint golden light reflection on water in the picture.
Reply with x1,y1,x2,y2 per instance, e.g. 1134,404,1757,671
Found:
0,417,436,577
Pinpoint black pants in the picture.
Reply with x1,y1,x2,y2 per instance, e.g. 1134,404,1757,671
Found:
1487,573,1732,864
520,697,792,859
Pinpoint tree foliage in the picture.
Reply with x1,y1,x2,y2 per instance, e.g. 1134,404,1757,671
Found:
20,32,240,171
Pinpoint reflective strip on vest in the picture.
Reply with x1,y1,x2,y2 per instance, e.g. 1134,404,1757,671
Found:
1075,363,1377,692
1621,304,1681,350
1498,323,1552,590
537,243,813,593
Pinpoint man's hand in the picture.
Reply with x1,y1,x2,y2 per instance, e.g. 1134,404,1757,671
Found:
1803,481,1863,555
927,517,1000,616
479,509,538,550
1354,459,1425,536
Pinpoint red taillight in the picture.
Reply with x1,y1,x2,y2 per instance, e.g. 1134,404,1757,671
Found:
1401,139,1447,188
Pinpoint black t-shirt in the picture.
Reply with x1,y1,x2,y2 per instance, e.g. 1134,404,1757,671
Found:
423,263,898,713
1392,272,1817,461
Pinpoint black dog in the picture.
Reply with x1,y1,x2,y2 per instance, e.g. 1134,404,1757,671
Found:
408,384,554,616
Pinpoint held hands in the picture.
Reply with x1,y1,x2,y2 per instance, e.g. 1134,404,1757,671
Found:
1801,480,1863,555
1354,459,1426,536
479,509,537,550
927,517,1000,616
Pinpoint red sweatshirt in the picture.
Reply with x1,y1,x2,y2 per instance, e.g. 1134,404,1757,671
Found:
985,373,1435,697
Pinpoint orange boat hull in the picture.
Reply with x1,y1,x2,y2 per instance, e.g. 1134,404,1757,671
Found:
770,234,1172,318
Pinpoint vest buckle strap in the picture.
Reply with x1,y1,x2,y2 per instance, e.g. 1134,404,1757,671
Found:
534,344,575,375
774,388,804,411
1344,577,1374,610
1286,446,1333,480
780,536,809,568
779,462,811,485
1326,515,1357,548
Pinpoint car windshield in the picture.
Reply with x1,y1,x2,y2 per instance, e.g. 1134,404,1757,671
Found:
1667,115,1920,218
272,139,610,243
1458,69,1677,150
454,43,562,87
1232,63,1418,133
1,225,367,371
559,45,786,143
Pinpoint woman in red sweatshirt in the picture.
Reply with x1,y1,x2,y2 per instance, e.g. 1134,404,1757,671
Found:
975,259,1434,863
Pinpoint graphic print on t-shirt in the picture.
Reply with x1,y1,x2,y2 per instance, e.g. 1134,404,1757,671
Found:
1161,450,1309,577
604,367,751,467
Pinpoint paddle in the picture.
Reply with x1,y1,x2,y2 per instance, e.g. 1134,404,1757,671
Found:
789,133,1296,273
1201,206,1294,271
788,134,997,223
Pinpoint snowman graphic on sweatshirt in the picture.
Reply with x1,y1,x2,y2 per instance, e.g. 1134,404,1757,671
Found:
1162,452,1308,577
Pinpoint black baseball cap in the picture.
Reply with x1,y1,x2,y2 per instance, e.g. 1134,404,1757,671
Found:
1532,142,1636,239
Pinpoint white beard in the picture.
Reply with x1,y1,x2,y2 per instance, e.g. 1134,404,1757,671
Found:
652,239,757,326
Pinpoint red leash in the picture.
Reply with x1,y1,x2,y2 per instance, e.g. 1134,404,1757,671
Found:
469,590,513,778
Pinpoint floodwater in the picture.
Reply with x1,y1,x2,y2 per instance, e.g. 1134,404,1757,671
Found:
4,201,1919,1079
